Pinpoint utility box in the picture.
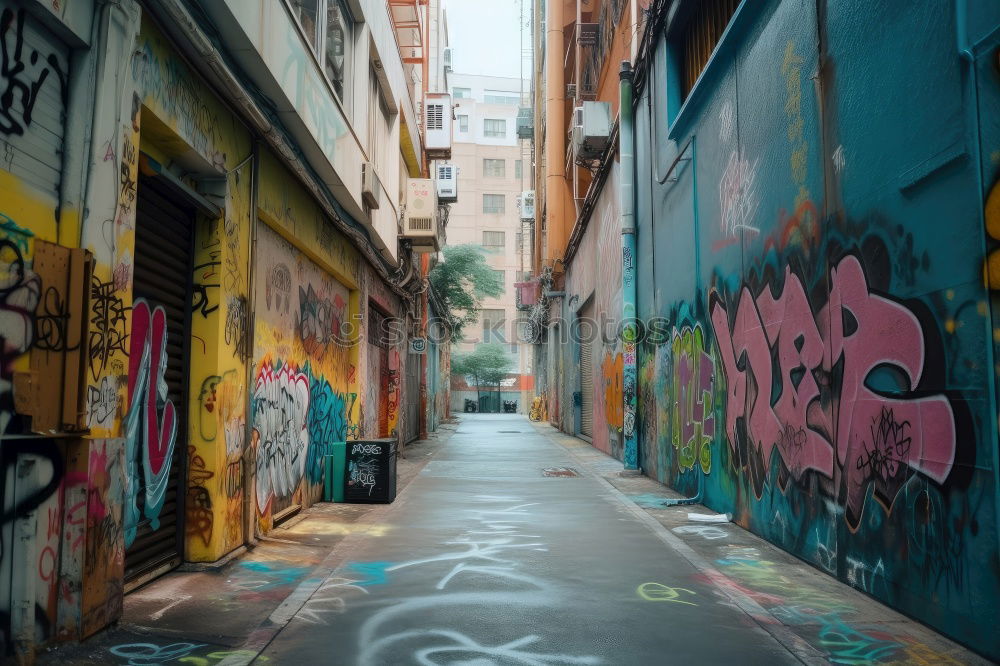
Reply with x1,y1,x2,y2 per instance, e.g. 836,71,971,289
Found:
572,101,612,159
436,163,458,203
402,178,440,253
520,190,535,220
424,93,452,160
344,439,397,503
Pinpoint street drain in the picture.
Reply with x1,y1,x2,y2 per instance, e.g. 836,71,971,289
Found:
542,467,579,477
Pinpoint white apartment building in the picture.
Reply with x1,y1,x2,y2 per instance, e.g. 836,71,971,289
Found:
445,72,534,413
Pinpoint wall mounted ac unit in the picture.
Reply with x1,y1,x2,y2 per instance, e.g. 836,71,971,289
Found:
362,162,381,209
520,190,535,220
566,83,576,99
572,101,612,159
403,178,439,253
436,163,458,203
443,47,453,72
424,93,452,160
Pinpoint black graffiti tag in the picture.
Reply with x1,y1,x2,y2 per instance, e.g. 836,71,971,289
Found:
0,8,67,137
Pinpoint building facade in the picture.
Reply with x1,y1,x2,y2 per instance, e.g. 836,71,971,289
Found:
531,0,1000,660
0,0,451,657
446,73,534,413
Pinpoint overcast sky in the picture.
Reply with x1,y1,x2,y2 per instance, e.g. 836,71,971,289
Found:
443,0,528,80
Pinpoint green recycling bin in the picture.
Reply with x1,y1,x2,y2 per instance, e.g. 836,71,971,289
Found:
323,442,347,502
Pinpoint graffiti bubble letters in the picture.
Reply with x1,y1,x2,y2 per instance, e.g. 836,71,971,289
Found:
297,284,346,358
710,255,956,526
670,326,715,473
123,300,178,547
253,361,309,512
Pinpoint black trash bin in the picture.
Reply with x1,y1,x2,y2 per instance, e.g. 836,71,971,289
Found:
344,438,397,503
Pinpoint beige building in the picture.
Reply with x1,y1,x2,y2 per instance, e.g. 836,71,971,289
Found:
446,72,534,413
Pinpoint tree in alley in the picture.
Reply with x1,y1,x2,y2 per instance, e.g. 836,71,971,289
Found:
428,244,503,342
452,344,513,413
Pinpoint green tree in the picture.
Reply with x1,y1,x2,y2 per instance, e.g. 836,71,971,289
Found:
429,244,503,342
452,343,513,412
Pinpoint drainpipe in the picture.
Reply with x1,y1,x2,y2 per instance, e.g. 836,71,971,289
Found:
619,62,639,473
242,140,261,545
545,0,566,266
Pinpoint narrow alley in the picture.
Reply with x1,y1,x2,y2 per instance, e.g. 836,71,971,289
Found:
40,415,984,665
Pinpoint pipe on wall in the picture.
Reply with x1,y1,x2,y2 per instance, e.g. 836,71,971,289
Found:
619,61,639,472
545,0,567,266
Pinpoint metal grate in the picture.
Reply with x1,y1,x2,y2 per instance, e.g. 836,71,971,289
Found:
542,467,579,477
682,0,740,98
408,217,433,231
426,102,444,130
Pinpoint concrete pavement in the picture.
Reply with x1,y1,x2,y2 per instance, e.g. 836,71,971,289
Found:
40,415,987,665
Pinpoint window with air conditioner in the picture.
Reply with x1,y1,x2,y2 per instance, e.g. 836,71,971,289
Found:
484,118,506,138
482,230,505,247
482,195,505,215
483,159,505,178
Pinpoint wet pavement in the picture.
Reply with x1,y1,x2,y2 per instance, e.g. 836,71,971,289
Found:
40,415,987,665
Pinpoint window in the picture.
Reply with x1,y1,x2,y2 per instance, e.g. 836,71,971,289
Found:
291,0,321,50
290,0,353,102
482,309,506,343
458,115,469,132
453,87,471,99
368,65,390,172
680,0,739,99
491,269,505,293
482,230,505,247
325,0,353,101
515,159,523,179
483,159,505,178
484,119,506,138
482,196,505,215
484,92,520,105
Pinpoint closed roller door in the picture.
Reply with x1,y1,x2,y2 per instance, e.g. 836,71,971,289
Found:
125,173,194,584
404,350,419,443
579,304,594,438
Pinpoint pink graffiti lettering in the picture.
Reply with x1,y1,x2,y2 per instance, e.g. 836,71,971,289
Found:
710,255,955,526
123,300,177,547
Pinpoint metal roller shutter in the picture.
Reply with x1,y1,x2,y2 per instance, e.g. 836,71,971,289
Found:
579,303,594,438
124,173,195,584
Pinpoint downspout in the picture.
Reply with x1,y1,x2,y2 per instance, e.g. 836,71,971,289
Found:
619,62,639,472
242,140,261,545
545,0,566,266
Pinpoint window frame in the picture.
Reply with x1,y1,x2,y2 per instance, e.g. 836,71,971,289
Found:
483,158,506,178
458,114,469,132
482,230,506,246
482,195,506,216
483,118,506,138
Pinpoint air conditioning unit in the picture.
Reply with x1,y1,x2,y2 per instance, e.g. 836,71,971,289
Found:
436,163,457,203
424,93,452,160
516,106,533,139
443,47,453,72
362,162,381,210
520,190,535,220
403,178,439,253
572,101,612,159
566,83,576,99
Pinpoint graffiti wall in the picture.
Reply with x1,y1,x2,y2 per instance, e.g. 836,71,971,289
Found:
561,164,623,456
623,0,1000,657
253,222,356,529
